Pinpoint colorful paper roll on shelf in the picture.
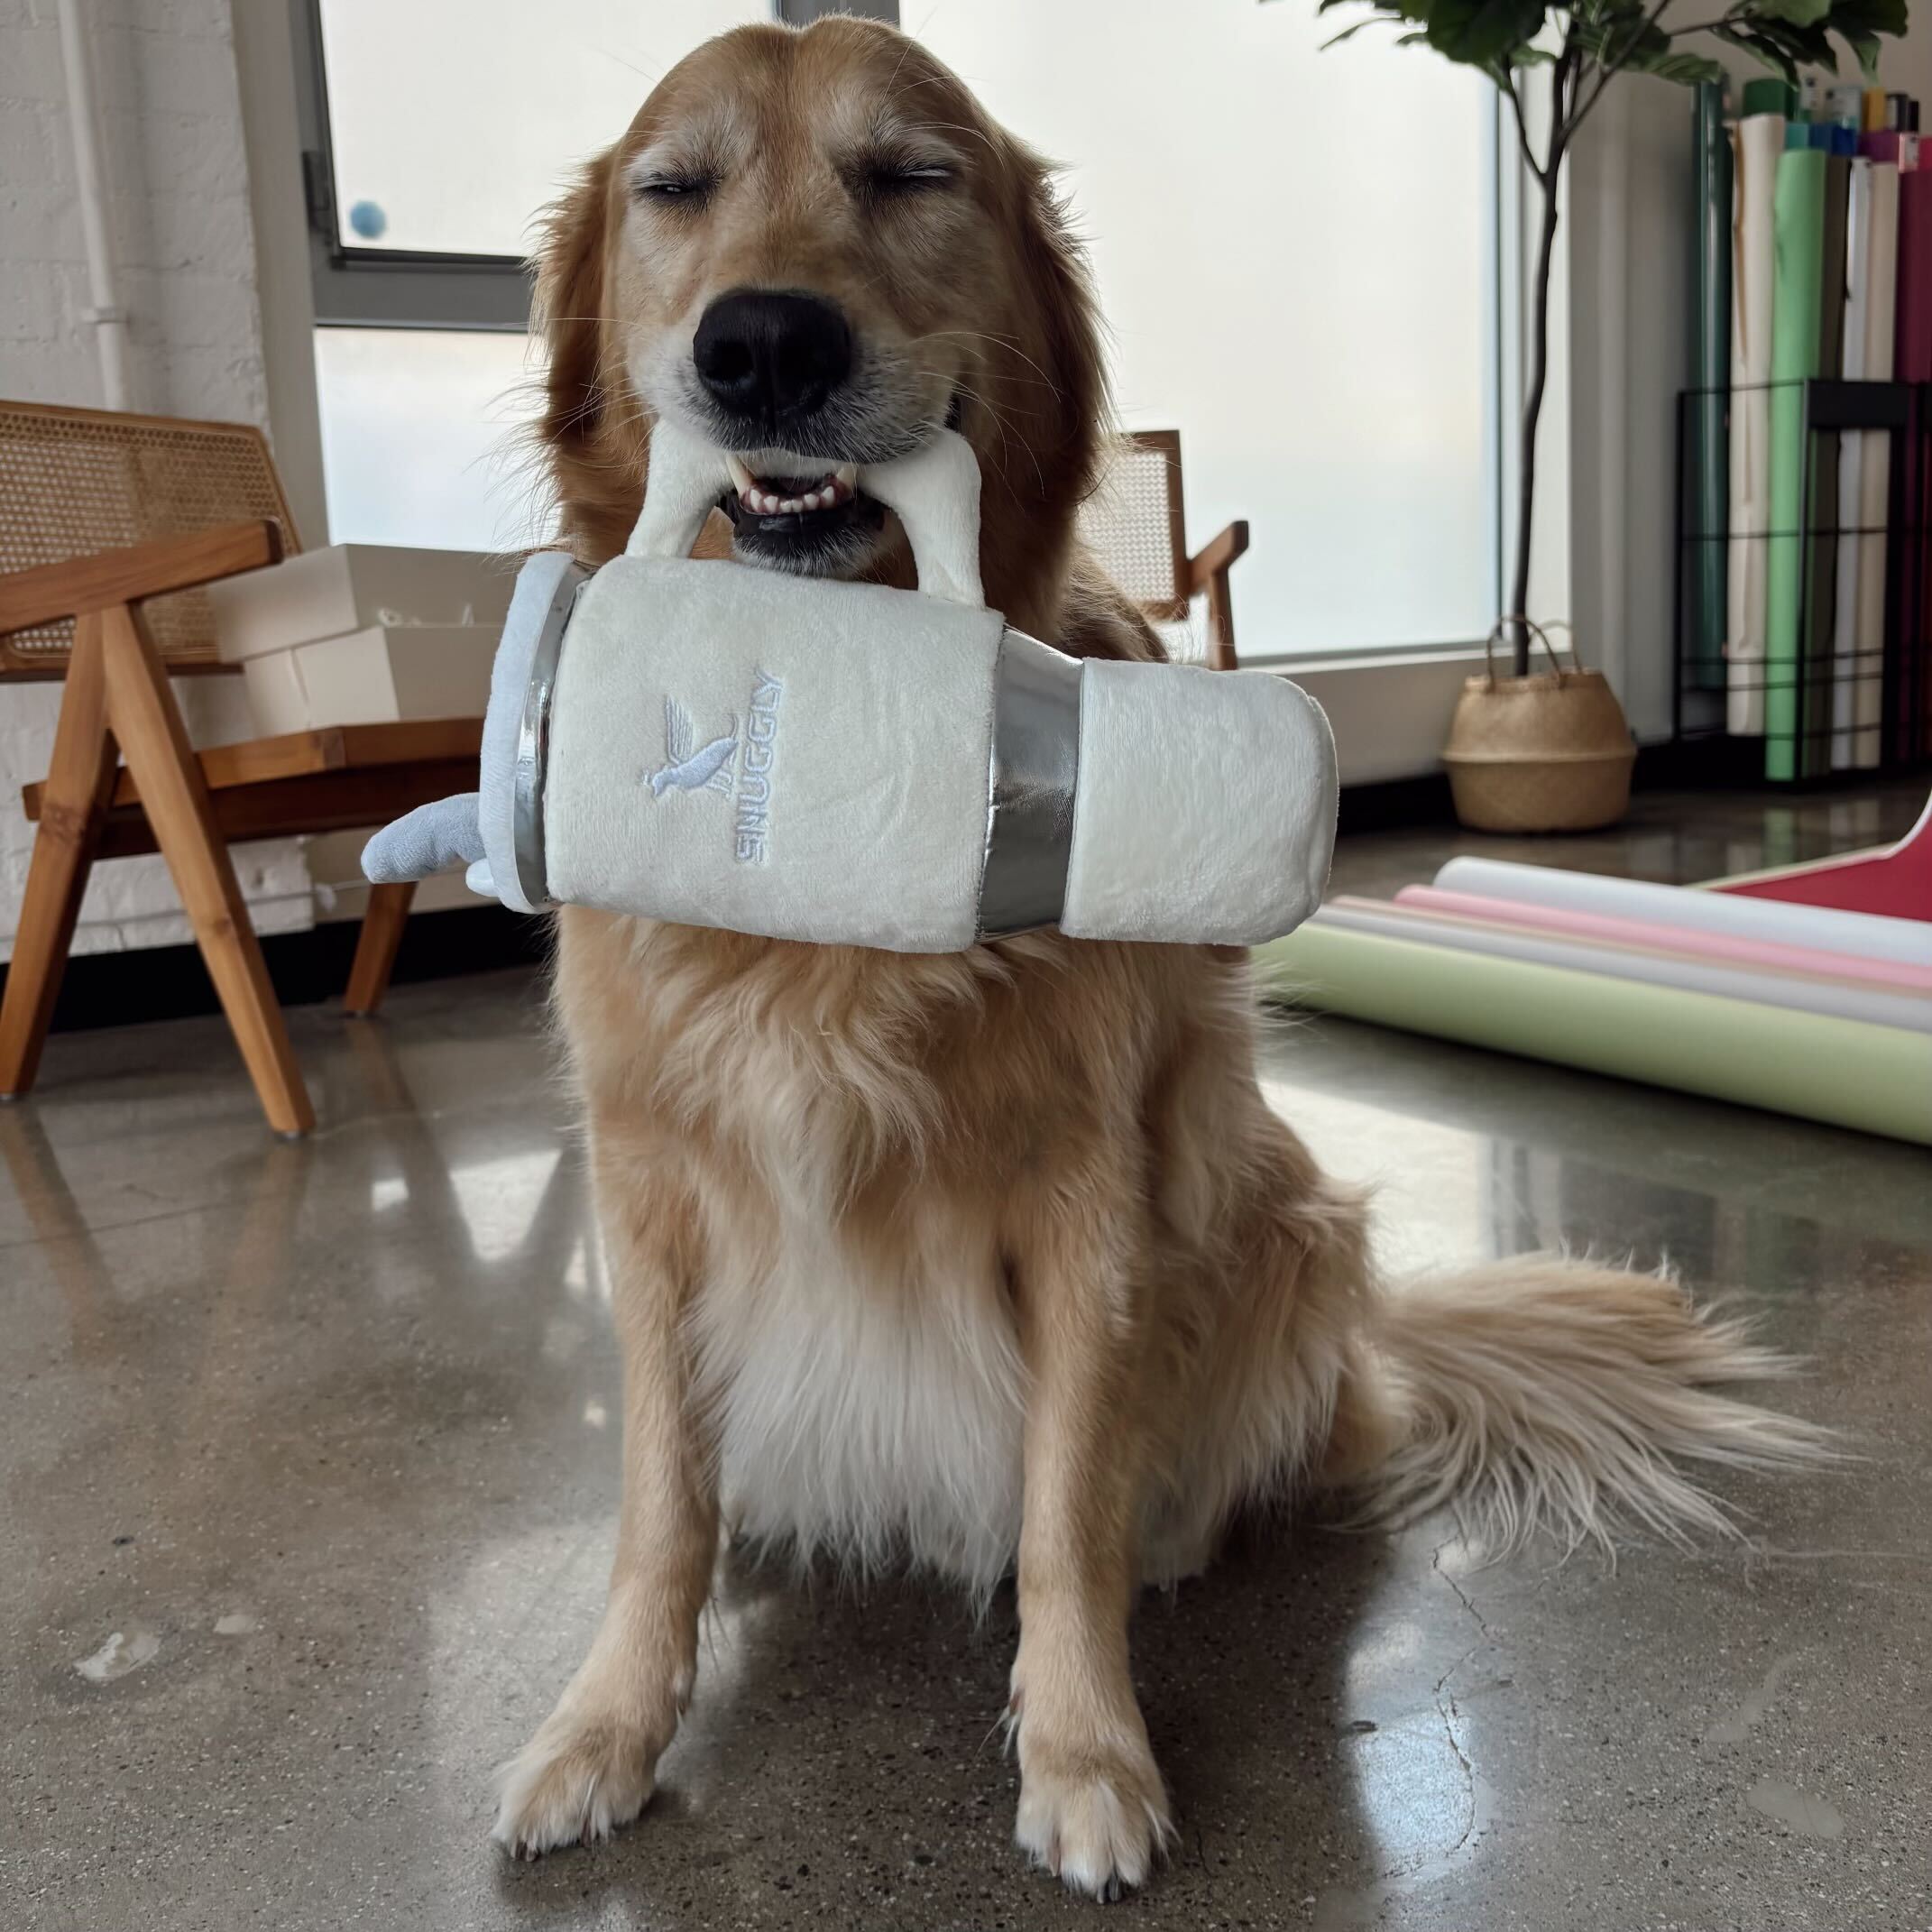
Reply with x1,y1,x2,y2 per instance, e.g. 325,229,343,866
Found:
1763,134,1826,778
1892,158,1932,765
1255,922,1932,1145
1832,152,1872,769
1848,146,1900,770
1805,135,1852,779
1726,84,1791,737
1691,79,1731,692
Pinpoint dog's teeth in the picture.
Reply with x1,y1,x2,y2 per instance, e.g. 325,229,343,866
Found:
725,453,755,496
834,462,858,490
778,496,803,514
802,491,823,511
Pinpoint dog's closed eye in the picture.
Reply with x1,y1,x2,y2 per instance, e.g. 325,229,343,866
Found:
852,152,955,202
635,169,717,207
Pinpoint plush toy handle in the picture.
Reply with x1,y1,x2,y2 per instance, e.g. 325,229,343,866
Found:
627,418,986,607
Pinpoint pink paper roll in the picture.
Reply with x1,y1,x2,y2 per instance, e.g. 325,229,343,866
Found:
1392,885,1932,993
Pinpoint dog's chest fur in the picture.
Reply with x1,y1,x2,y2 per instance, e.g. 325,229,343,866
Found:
641,939,1036,1594
694,1191,1026,1593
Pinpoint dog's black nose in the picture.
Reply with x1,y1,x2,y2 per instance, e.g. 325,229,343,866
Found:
693,289,853,428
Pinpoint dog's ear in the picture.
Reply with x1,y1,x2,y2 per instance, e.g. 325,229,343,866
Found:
531,148,645,562
1006,149,1107,508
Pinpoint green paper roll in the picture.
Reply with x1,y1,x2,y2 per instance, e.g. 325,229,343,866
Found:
1256,922,1932,1145
1765,144,1827,781
1743,78,1798,119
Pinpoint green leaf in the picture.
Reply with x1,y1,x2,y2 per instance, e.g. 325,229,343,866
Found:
1827,0,1909,38
1754,0,1834,26
1633,50,1729,83
1417,0,1550,66
1714,22,1802,80
1320,15,1403,46
1572,9,1671,69
1743,14,1840,64
1837,24,1882,74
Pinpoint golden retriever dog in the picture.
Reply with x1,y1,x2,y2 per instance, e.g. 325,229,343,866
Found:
494,15,1819,1898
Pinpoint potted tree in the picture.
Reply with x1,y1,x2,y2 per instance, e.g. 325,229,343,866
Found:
1318,0,1906,830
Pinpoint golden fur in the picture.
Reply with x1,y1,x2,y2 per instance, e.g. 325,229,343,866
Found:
492,18,1823,1898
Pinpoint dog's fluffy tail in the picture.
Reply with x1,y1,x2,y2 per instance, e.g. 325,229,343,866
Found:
1346,1253,1834,1558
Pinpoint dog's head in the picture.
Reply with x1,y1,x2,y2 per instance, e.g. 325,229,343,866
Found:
533,15,1104,630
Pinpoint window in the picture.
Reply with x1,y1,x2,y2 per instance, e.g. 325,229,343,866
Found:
295,0,774,549
296,1,1501,658
915,3,1502,658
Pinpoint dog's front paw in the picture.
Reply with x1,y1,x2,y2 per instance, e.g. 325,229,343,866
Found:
492,1713,662,1858
1013,1735,1175,1901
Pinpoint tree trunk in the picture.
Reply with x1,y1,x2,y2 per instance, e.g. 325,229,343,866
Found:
1511,152,1564,678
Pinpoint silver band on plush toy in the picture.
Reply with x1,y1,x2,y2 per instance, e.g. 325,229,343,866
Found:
510,557,584,917
979,631,1081,936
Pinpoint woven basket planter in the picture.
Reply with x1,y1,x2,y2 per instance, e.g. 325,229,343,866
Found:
1442,626,1634,833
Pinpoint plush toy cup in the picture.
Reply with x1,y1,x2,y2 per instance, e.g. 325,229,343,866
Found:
363,423,1338,952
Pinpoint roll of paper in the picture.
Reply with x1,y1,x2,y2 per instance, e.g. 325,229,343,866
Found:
1763,138,1826,775
1392,884,1932,991
1431,855,1932,967
1727,104,1789,736
1849,159,1900,768
1692,80,1731,692
1801,150,1852,777
1832,155,1872,768
1715,788,1932,921
1318,899,1932,1033
1256,923,1932,1145
1893,163,1932,765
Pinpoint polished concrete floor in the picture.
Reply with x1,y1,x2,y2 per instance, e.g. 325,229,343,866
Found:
5,788,1930,1931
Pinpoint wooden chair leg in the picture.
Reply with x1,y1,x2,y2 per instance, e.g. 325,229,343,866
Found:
1204,569,1237,672
97,603,316,1136
344,879,415,1017
0,613,120,1099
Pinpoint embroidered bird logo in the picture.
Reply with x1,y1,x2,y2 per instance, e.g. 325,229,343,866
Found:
648,696,738,799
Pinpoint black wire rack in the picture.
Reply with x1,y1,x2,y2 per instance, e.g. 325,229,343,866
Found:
1673,377,1932,785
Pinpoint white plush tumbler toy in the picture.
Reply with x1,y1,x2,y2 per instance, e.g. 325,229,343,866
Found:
363,422,1338,952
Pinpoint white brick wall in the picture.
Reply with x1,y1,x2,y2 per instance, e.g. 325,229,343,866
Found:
0,0,313,961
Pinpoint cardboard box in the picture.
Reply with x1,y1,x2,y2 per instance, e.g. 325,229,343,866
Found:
207,544,518,663
239,622,497,735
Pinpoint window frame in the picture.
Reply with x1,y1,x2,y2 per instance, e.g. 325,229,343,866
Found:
290,0,1510,700
290,0,895,328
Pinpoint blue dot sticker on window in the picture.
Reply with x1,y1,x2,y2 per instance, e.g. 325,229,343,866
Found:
348,200,387,241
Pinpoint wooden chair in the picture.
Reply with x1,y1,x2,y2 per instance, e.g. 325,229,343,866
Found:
0,400,483,1136
1079,428,1251,669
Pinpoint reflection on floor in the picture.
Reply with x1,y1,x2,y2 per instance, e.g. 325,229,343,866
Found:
6,785,1929,1930
1329,773,1928,897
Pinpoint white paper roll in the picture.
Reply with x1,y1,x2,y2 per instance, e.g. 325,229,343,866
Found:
1726,112,1785,738
1431,856,1932,968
